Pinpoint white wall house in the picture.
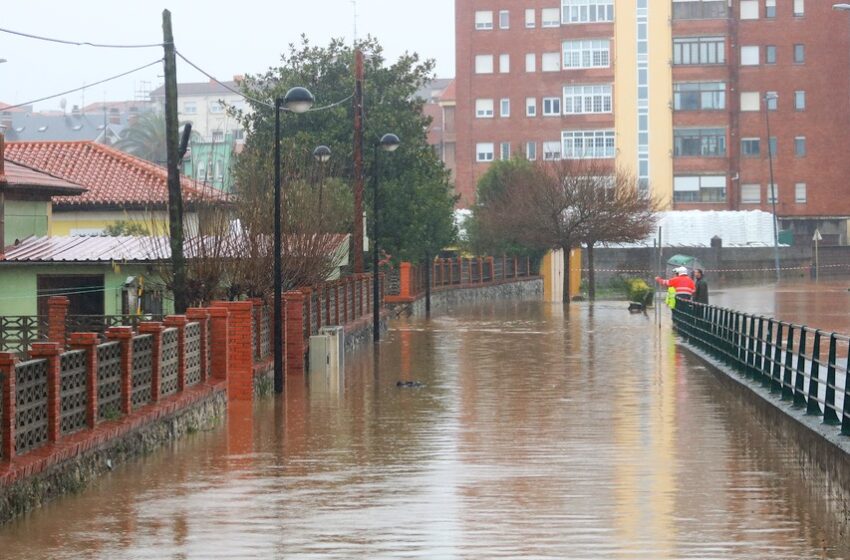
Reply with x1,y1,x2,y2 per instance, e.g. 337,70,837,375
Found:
151,78,249,143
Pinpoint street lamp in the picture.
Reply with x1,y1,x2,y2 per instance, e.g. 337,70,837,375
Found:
274,86,314,394
763,91,781,282
372,133,400,342
312,145,331,211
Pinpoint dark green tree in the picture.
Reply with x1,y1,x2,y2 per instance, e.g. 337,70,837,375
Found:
234,35,456,265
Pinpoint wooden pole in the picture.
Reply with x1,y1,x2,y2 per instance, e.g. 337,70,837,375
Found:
353,49,365,272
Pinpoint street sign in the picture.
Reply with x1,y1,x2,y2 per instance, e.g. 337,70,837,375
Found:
813,229,822,242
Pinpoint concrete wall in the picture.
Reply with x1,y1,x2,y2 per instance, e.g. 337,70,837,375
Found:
406,277,543,316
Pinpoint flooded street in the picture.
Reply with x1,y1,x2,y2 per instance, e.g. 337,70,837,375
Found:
1,297,849,558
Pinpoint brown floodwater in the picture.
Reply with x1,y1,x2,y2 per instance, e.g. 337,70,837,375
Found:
1,295,849,558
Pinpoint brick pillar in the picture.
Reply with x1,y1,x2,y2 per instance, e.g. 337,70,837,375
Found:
69,332,99,428
478,257,485,284
301,288,313,337
47,296,69,348
186,308,210,383
324,284,331,326
206,307,229,381
284,291,306,376
211,301,253,400
399,262,412,298
249,298,263,359
106,326,134,414
333,281,341,325
30,342,62,443
137,322,163,403
342,278,350,324
487,257,495,283
0,352,18,460
514,256,519,278
163,315,188,393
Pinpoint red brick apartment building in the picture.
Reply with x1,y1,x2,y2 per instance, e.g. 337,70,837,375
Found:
454,0,850,244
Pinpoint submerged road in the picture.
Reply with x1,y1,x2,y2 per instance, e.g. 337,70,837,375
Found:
1,295,848,558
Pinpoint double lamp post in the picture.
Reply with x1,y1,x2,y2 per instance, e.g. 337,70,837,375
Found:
272,87,399,393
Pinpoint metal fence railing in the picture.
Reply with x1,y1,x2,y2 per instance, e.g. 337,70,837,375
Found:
672,301,850,436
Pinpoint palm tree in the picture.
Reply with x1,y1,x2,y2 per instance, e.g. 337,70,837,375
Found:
115,111,168,164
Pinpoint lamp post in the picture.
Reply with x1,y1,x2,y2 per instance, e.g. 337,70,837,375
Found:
312,145,331,212
372,133,401,342
274,86,314,394
763,92,781,282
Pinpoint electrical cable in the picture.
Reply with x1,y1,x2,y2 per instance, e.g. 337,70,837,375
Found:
0,59,163,111
0,26,163,49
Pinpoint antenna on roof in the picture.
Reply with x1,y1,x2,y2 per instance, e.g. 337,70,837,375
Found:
351,0,358,46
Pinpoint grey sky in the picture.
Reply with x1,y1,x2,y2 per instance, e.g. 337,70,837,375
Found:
0,0,455,111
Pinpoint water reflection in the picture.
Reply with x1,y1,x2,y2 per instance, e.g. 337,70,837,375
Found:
0,300,847,558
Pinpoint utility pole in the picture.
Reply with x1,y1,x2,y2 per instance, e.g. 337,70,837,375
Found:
162,10,187,312
353,49,365,272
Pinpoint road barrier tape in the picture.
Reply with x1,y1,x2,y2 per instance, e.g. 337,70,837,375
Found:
574,263,850,274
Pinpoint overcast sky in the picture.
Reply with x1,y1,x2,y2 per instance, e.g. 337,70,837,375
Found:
0,0,455,111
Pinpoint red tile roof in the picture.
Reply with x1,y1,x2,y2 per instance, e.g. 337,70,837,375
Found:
3,141,224,208
1,160,86,196
439,80,456,103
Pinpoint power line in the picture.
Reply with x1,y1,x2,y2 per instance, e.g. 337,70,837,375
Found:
0,59,163,111
0,26,163,49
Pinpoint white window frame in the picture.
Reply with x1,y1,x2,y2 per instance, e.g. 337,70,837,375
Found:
673,175,727,203
542,52,561,72
795,183,807,203
740,0,759,19
526,142,537,160
561,0,614,24
500,142,511,160
794,0,804,16
543,97,562,116
740,92,760,112
475,98,494,118
499,9,510,29
563,84,612,115
525,8,536,27
766,91,778,111
765,0,776,18
525,53,536,72
475,11,494,30
526,97,537,117
476,142,495,162
562,39,611,69
795,136,806,157
500,98,510,117
499,53,510,73
183,101,197,114
795,90,806,111
543,141,562,161
740,46,759,66
767,183,779,203
475,55,494,74
542,8,561,27
741,183,761,204
562,129,615,159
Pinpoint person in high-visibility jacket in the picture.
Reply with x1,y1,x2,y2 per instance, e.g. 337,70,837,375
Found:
655,266,695,307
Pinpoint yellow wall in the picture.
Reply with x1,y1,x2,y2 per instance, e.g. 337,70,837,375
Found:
614,0,673,208
541,249,581,302
51,210,195,237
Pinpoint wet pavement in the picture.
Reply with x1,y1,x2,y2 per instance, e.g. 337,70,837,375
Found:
1,293,849,558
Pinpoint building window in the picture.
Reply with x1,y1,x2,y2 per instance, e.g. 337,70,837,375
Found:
475,11,494,29
766,91,778,110
525,8,536,27
500,142,511,160
563,84,612,114
674,128,727,157
526,53,536,72
795,183,807,203
794,44,805,63
500,98,511,117
543,141,562,160
765,0,776,18
674,82,726,110
476,143,495,162
767,183,778,203
542,8,560,27
741,138,760,157
673,37,726,65
765,45,776,64
232,128,244,140
795,90,806,110
209,102,224,113
672,0,728,20
526,97,537,116
183,101,197,114
526,142,537,160
740,92,760,111
673,175,727,202
793,0,804,16
499,9,510,29
741,46,759,65
542,52,561,72
741,184,761,203
562,0,614,24
795,136,806,157
543,97,562,116
563,39,611,69
562,130,615,159
475,99,494,118
769,136,777,156
499,54,510,73
740,0,759,19
212,130,224,142
475,55,494,74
